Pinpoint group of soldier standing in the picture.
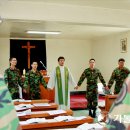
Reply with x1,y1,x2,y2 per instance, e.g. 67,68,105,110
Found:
4,57,47,100
4,57,130,118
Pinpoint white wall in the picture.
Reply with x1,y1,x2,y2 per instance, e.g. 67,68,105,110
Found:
92,31,130,89
1,32,130,91
1,32,130,92
0,38,92,91
46,39,92,91
0,38,10,75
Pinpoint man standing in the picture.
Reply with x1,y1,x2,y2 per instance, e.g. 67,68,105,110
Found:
75,59,107,118
23,61,47,100
4,57,24,99
47,56,77,110
107,58,130,94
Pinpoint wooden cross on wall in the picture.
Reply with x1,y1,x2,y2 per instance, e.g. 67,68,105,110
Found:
22,42,35,69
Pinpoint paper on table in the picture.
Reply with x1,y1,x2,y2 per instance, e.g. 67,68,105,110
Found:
20,121,28,125
54,116,75,122
27,118,46,124
31,111,47,114
77,123,103,130
33,103,51,107
17,109,31,116
47,119,58,123
20,118,47,125
19,100,31,102
15,106,28,111
17,112,26,116
13,99,22,102
15,104,33,111
47,109,66,115
13,99,31,102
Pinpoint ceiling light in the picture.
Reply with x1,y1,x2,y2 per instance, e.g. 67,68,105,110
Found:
26,31,61,35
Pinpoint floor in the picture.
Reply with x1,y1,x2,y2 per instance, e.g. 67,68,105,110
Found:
70,94,87,109
73,109,88,117
72,109,102,123
70,94,105,109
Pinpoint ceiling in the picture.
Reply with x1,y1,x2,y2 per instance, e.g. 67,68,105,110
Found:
0,0,130,40
0,19,129,40
7,0,130,10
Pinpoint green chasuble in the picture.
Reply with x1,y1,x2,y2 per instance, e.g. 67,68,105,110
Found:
0,76,20,130
56,66,69,106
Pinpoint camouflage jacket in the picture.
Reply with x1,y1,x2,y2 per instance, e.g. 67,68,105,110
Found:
4,68,23,96
77,68,106,87
106,74,130,130
0,76,20,130
23,70,47,99
108,67,130,93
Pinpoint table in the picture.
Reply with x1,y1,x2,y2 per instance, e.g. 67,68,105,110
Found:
18,109,73,120
21,116,93,130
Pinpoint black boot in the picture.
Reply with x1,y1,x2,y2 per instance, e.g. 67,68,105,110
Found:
92,109,97,118
88,109,92,117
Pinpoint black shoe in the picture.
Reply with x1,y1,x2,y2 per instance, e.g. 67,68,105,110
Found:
92,109,97,118
88,109,92,117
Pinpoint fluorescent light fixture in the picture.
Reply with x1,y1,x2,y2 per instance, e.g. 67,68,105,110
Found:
26,31,61,35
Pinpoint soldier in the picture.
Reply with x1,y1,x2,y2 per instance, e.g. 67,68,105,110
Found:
106,74,130,130
4,57,24,99
75,58,107,118
0,74,21,130
107,58,130,94
23,61,47,100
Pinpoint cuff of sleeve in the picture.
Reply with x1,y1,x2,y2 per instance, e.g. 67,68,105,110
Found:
77,83,81,86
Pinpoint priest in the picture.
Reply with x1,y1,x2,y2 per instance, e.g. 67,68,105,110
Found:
47,56,77,110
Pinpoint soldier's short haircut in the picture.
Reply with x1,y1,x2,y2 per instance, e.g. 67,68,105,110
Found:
9,57,16,61
31,61,38,64
58,56,65,62
89,58,95,62
118,58,125,62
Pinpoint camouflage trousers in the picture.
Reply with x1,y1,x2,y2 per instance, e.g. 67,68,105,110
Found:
28,89,41,100
8,87,20,99
10,92,19,99
86,89,98,110
114,84,123,94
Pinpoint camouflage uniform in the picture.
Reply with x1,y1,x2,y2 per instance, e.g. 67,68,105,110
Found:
4,68,23,99
0,76,21,130
77,68,106,111
108,67,130,94
106,74,130,130
23,70,47,100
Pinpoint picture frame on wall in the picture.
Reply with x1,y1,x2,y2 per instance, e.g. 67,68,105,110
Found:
120,38,127,53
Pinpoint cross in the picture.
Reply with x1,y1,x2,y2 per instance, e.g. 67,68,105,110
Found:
22,42,35,69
